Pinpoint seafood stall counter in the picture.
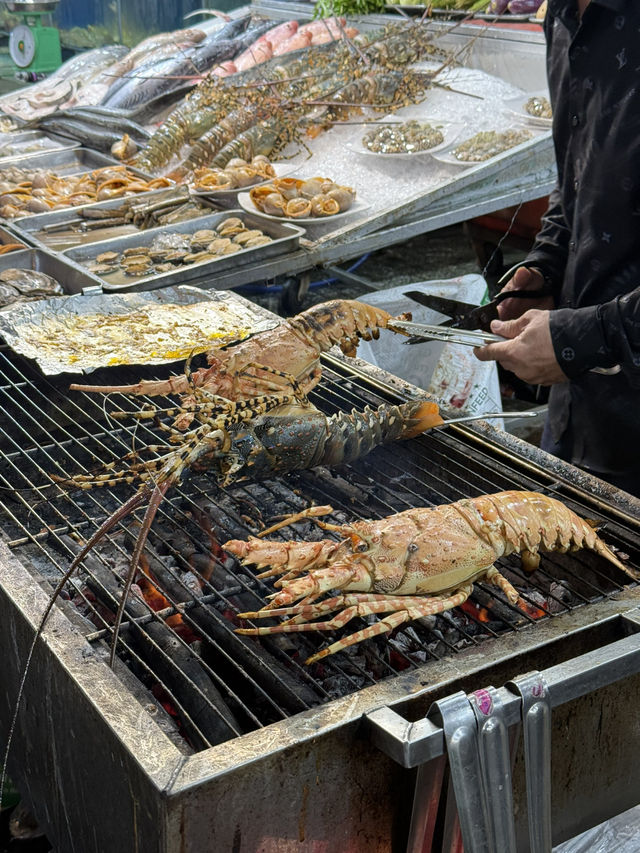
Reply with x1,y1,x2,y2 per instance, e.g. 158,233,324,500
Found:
2,12,554,297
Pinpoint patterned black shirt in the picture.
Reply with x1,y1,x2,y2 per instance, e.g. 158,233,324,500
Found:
525,0,640,476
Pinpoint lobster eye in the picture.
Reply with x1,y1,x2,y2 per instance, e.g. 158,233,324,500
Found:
356,542,368,552
408,543,418,553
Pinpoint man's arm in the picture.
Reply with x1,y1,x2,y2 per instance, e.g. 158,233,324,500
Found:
523,187,571,289
551,287,640,382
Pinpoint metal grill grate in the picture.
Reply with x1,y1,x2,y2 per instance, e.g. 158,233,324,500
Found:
0,343,638,753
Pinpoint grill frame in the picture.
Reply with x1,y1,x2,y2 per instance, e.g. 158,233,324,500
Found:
1,300,640,851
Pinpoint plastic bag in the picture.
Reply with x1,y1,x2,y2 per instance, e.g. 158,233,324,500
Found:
357,276,503,427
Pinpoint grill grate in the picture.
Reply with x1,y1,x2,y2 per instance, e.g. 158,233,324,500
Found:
0,344,638,752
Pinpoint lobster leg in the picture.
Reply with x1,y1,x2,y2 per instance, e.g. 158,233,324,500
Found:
109,480,171,667
484,566,521,605
237,586,474,665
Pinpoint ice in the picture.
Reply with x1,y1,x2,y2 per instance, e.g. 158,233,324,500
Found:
272,61,548,241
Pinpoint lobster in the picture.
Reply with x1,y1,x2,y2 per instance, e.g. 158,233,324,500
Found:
68,299,410,428
52,372,443,664
227,491,631,664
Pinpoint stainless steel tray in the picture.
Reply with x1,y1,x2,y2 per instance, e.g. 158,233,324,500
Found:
63,210,305,293
0,130,80,160
0,147,146,177
0,225,28,251
11,188,211,252
0,248,103,295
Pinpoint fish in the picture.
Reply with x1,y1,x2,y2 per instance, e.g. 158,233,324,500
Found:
103,19,273,113
231,20,298,71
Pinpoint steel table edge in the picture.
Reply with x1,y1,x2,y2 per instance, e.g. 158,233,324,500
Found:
365,605,640,768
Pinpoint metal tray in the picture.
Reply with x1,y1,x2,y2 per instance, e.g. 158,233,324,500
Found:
63,210,305,293
0,130,80,160
0,247,103,296
0,147,144,177
0,225,28,251
10,187,218,252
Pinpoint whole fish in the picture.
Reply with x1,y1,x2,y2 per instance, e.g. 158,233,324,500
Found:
273,30,312,56
104,19,272,112
231,20,298,72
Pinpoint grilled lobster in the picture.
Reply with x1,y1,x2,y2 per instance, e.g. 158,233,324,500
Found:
227,491,631,664
68,299,409,428
53,384,442,664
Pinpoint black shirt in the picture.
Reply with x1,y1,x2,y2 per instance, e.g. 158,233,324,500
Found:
525,0,640,476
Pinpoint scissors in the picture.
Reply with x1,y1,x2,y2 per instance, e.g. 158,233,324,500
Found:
395,270,621,375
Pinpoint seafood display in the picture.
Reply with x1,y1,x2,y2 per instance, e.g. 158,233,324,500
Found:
0,46,129,122
228,491,629,664
0,268,64,309
0,166,171,218
248,177,355,218
81,218,274,280
102,18,273,113
190,155,276,193
20,189,220,251
69,299,408,407
361,120,445,154
28,106,151,157
525,95,552,119
451,129,533,162
134,21,450,174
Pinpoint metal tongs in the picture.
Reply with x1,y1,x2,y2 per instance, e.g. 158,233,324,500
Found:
396,285,621,376
387,319,506,347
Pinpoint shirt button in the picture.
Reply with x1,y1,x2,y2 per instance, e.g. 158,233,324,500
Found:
571,115,580,126
573,179,579,190
569,240,576,251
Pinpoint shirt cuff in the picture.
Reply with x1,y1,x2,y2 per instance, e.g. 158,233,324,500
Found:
549,306,614,377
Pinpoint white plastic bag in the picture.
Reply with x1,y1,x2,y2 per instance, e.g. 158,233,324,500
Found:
357,276,503,426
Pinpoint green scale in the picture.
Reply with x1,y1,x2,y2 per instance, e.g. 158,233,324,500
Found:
5,0,62,75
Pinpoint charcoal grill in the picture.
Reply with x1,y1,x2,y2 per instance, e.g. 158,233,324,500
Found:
1,294,640,852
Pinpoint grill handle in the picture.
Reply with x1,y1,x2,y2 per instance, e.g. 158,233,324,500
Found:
366,608,640,853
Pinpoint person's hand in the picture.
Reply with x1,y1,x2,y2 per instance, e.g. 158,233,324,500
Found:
474,309,568,385
497,266,555,321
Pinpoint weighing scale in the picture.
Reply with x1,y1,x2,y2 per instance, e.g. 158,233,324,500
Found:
5,0,62,75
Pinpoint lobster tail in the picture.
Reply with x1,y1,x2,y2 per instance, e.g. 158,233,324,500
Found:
289,299,410,357
317,400,442,466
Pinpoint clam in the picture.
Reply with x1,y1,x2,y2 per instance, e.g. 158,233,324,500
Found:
233,229,266,245
217,217,246,237
207,238,233,254
243,235,272,248
226,158,249,169
96,251,119,263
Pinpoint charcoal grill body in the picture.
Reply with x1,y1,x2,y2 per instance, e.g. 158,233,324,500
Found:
4,545,640,851
1,293,640,851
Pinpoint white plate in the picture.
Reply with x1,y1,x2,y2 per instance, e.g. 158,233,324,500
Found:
431,128,542,167
188,163,297,198
503,92,552,128
345,120,462,159
237,192,369,225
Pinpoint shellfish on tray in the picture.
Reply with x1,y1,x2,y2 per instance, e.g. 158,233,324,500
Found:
248,176,356,219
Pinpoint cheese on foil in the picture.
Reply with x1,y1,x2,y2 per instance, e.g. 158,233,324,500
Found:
0,287,278,375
